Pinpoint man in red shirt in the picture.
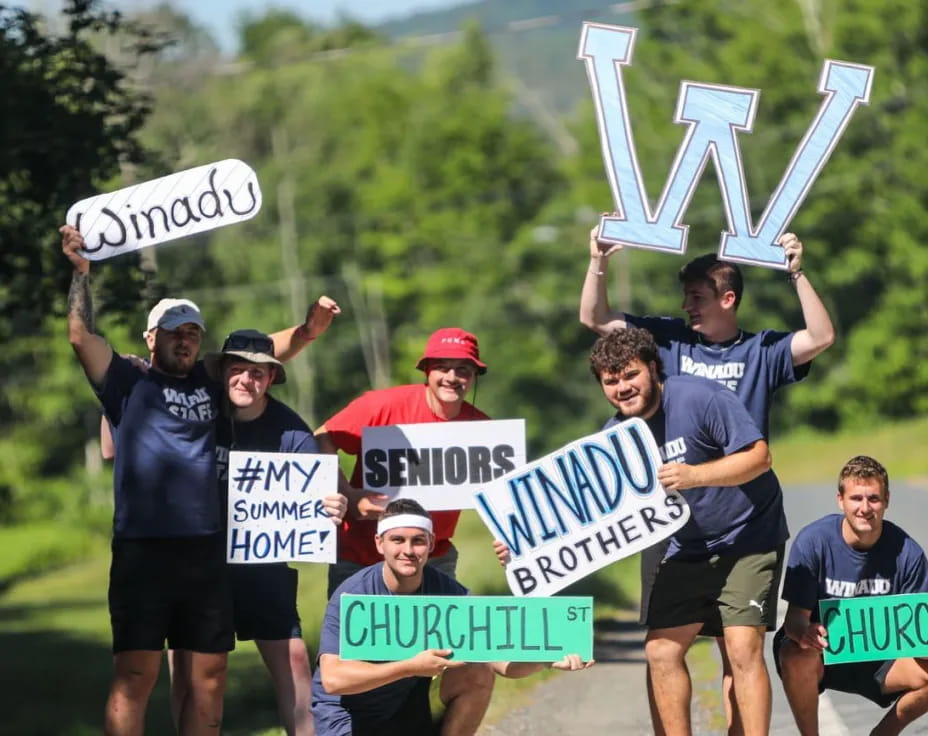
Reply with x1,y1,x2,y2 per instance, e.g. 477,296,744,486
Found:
315,327,489,597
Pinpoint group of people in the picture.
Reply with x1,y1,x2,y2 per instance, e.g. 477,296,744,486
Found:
61,215,928,736
574,224,928,735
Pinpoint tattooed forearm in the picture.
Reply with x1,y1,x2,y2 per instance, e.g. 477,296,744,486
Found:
68,271,95,333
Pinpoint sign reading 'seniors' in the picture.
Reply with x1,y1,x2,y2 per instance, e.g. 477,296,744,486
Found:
361,419,526,511
66,159,262,260
821,593,928,665
339,595,594,662
476,417,690,597
227,451,338,564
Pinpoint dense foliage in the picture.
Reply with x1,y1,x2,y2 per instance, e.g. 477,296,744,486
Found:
1,0,926,526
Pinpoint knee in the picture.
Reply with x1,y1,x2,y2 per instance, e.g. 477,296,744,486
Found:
778,639,820,680
723,631,765,672
192,658,228,699
112,669,158,700
441,663,494,705
645,637,686,671
289,643,313,681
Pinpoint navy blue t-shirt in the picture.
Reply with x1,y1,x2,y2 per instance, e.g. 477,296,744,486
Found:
312,563,469,736
625,315,807,438
605,375,787,559
215,395,319,486
95,355,221,538
782,515,928,623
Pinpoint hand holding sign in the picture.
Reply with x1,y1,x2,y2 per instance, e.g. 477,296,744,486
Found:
797,621,828,652
407,649,466,677
779,232,804,273
60,225,90,274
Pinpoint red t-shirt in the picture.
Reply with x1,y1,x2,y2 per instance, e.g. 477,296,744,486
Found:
324,383,489,565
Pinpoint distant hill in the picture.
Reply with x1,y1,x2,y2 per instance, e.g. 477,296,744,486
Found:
378,0,638,121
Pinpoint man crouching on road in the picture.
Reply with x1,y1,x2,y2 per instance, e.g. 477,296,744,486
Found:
312,499,592,736
776,455,928,736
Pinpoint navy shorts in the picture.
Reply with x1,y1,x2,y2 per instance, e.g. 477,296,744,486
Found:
230,563,302,641
109,534,234,653
348,677,434,736
773,627,899,708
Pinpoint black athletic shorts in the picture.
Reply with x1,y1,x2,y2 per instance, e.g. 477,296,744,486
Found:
109,533,234,654
773,627,899,708
348,678,434,736
230,563,302,641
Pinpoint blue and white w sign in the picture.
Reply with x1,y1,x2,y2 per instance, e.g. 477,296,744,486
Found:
578,24,874,270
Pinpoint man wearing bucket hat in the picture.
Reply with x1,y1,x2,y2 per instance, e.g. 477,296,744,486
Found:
314,327,489,598
61,224,339,735
165,330,347,736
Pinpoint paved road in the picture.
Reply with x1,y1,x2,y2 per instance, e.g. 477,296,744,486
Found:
484,479,928,735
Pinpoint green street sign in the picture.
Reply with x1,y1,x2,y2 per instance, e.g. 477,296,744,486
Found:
339,595,594,662
821,593,928,665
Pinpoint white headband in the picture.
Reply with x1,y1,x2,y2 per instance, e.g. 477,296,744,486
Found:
376,514,434,536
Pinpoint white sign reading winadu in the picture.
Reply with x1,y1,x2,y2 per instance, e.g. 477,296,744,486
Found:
227,451,338,564
474,417,690,596
67,159,262,260
361,419,526,511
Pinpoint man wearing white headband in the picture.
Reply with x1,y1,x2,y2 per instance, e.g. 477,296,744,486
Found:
312,499,592,735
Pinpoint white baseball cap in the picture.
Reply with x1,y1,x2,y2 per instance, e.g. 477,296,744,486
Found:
144,298,206,336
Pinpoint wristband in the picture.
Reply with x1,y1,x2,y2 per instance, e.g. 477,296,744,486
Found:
788,270,804,282
589,266,605,276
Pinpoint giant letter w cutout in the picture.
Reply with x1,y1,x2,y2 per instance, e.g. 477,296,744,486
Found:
578,24,874,270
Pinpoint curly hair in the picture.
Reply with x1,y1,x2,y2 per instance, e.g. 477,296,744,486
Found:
678,254,744,309
838,455,889,497
589,327,664,379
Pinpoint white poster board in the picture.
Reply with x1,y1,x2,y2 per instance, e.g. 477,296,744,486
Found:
361,419,526,511
474,417,690,596
66,158,262,260
227,451,338,564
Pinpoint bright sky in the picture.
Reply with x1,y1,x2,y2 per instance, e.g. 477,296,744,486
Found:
107,0,461,51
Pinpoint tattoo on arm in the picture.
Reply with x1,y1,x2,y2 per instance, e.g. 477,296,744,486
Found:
68,272,95,333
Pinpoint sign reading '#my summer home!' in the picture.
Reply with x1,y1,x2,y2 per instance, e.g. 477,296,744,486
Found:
227,451,338,565
339,595,593,662
66,159,262,260
821,593,928,665
475,417,690,597
361,419,526,511
578,23,874,270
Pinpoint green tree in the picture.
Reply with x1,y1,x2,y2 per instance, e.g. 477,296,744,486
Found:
0,0,159,522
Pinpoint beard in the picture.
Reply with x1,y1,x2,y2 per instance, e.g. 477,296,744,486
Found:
153,340,195,376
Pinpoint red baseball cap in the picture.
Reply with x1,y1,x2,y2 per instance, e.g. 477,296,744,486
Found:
415,327,487,375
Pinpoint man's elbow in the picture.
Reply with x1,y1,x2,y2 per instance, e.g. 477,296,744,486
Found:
756,443,772,474
320,668,348,695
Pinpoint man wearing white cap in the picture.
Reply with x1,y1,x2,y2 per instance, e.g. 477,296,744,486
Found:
312,499,592,736
61,225,339,735
314,327,490,598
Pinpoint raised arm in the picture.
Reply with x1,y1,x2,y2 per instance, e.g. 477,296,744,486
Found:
579,223,628,335
270,295,341,363
61,226,113,387
319,649,463,695
658,439,772,492
779,233,836,366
